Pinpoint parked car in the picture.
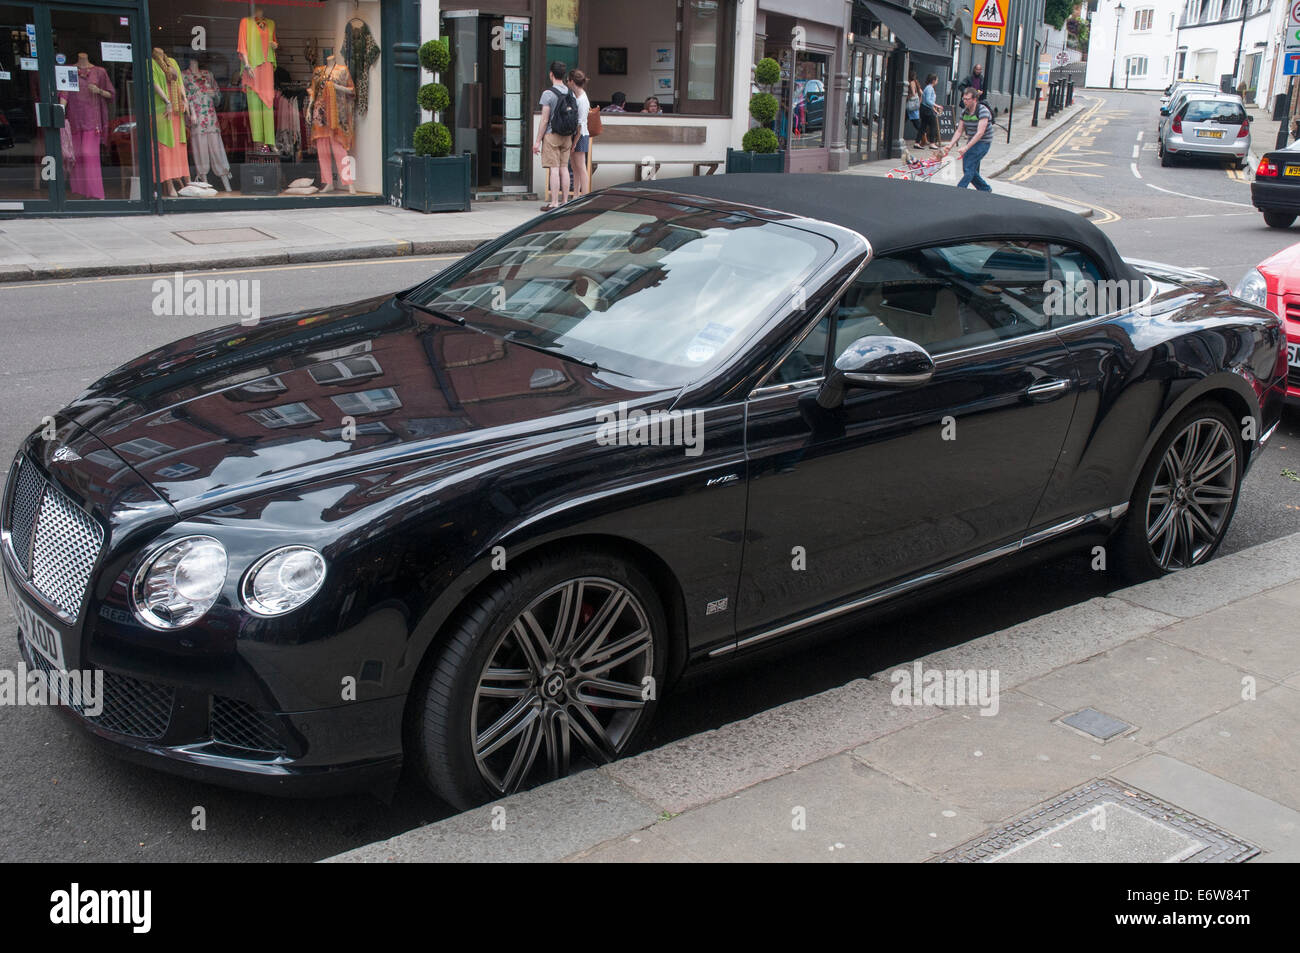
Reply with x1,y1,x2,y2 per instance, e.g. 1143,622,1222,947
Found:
1159,92,1250,168
2,175,1285,808
1234,243,1300,399
1249,144,1300,228
1159,80,1217,118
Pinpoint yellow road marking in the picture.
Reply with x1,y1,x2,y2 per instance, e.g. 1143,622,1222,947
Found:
1009,97,1107,182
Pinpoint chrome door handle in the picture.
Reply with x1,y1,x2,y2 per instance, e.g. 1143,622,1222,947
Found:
1026,379,1070,401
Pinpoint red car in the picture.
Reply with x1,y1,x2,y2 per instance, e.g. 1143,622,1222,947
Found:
1236,246,1300,398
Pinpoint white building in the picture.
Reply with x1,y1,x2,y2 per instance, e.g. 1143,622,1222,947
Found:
1087,0,1287,105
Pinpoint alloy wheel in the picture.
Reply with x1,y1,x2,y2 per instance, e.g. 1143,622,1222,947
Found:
1145,417,1237,571
470,577,655,795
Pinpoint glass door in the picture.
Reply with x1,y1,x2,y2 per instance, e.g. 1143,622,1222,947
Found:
846,47,868,162
0,3,56,211
48,4,146,209
0,3,147,214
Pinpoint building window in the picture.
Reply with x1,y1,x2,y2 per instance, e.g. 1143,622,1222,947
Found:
146,0,386,200
1127,56,1148,78
115,437,173,459
1206,0,1222,19
308,355,383,384
247,402,321,429
1185,0,1199,23
1133,8,1154,30
331,388,402,416
679,0,735,115
1226,0,1243,15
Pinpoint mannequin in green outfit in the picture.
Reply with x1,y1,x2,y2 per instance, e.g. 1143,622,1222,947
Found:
238,7,278,151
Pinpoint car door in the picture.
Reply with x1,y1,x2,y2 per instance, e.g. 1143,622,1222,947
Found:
736,239,1081,639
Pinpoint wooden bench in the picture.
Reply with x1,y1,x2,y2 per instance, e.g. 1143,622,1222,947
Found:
590,159,722,180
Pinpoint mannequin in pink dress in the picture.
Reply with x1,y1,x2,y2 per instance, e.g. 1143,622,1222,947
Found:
60,52,115,199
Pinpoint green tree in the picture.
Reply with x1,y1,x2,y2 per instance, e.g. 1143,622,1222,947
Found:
1045,0,1073,29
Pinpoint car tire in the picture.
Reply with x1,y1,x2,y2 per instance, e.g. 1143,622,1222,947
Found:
410,549,668,810
1160,145,1173,167
1114,401,1243,581
1263,211,1296,229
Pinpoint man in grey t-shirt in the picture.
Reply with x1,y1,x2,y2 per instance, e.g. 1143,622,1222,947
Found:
533,61,573,209
943,87,993,192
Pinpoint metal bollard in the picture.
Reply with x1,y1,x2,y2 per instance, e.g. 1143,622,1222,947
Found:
1066,80,1074,106
1032,87,1041,127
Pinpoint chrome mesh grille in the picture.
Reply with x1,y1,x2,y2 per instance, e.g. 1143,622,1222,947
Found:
5,455,104,619
210,696,287,754
7,458,44,574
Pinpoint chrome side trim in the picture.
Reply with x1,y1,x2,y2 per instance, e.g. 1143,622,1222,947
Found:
710,504,1129,658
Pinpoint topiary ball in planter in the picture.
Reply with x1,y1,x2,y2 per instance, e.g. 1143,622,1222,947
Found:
419,38,450,74
742,127,779,154
754,57,781,87
749,92,778,125
414,121,453,158
418,82,451,114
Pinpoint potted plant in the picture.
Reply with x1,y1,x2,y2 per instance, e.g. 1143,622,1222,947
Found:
728,57,786,174
403,38,471,212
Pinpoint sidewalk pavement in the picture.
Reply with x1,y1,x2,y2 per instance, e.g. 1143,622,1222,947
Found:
327,531,1300,863
0,92,1098,284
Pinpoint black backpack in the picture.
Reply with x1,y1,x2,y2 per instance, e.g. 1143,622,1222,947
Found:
550,88,580,136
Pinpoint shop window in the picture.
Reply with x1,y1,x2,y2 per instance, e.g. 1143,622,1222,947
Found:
146,0,384,200
679,0,734,115
790,51,828,150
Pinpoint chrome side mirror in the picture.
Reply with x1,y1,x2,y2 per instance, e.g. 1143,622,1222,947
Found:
817,335,935,409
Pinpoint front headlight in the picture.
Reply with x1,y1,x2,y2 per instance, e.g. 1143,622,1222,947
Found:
132,536,229,630
1233,268,1268,306
241,546,327,617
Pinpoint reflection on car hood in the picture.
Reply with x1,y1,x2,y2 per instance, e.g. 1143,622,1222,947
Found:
61,294,676,512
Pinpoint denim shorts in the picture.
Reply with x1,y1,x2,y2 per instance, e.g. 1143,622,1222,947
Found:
574,134,590,153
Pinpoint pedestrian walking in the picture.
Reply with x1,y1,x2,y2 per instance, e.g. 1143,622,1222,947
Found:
959,63,988,103
942,87,993,192
907,69,926,148
922,73,942,149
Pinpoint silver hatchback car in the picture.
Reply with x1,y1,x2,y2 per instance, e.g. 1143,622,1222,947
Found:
1160,93,1251,167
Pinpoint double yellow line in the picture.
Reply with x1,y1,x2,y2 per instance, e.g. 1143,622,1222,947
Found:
1008,97,1106,183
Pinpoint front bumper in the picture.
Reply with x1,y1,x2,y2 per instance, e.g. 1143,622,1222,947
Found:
12,621,404,797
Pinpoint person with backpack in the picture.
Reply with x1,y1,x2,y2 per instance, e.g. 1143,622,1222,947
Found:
533,60,580,210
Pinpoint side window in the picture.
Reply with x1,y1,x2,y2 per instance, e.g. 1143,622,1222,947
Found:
1048,243,1107,326
827,241,1051,357
769,314,831,384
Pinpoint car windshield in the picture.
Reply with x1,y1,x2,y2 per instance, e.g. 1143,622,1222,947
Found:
1183,100,1245,124
406,193,836,385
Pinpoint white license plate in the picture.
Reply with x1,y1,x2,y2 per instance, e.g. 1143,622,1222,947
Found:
1290,343,1300,368
1196,129,1225,139
13,591,65,670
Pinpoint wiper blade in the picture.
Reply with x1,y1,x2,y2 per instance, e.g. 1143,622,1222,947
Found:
501,334,600,371
407,300,466,326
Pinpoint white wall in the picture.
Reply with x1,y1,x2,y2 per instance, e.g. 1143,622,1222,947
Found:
1085,0,1182,90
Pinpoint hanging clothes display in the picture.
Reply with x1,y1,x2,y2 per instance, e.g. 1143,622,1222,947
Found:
238,15,278,149
183,65,230,184
307,61,355,187
61,60,115,200
341,19,380,116
152,51,189,183
274,89,301,157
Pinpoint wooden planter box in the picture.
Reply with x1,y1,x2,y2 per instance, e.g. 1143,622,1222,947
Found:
402,154,472,213
726,148,786,173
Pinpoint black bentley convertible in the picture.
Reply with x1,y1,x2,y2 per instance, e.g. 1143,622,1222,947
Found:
2,175,1286,808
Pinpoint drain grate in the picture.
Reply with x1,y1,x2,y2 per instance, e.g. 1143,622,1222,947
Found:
933,779,1259,863
1060,707,1134,741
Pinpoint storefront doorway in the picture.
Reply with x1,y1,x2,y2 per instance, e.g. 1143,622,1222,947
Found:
443,11,531,194
0,2,149,213
846,45,888,163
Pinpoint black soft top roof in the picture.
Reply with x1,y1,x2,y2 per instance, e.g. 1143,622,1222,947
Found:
629,173,1142,284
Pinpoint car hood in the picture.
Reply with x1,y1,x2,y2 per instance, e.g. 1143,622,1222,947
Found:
62,294,677,514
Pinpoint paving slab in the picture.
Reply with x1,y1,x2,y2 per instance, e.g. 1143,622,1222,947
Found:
1151,594,1300,682
577,754,986,863
1114,754,1300,862
873,596,1178,690
853,691,1147,826
1155,685,1300,814
1018,636,1255,742
603,677,938,815
325,769,658,863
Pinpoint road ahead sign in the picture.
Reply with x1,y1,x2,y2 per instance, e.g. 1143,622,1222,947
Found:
971,0,1009,45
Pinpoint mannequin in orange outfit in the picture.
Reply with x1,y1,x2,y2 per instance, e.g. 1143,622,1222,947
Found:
237,7,278,152
306,53,355,192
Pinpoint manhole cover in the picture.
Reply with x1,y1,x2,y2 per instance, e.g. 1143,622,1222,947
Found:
933,779,1259,863
173,227,276,245
1060,707,1133,741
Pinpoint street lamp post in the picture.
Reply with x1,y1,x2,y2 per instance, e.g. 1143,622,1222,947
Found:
1110,2,1127,89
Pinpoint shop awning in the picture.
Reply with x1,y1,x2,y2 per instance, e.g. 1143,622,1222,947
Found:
863,1,950,65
